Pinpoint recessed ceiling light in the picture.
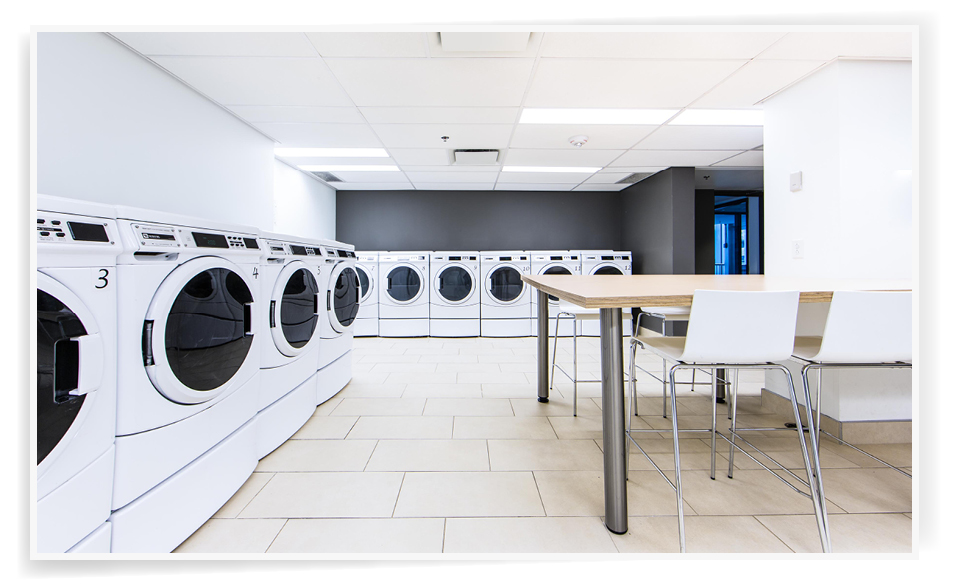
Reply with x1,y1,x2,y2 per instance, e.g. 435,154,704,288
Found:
275,148,390,158
669,110,764,126
502,166,602,174
519,109,678,125
299,165,401,172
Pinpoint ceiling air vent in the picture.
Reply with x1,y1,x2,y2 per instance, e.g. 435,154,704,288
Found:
616,172,656,185
309,171,342,183
452,149,500,165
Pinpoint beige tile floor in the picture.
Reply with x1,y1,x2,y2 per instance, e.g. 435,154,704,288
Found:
175,335,913,555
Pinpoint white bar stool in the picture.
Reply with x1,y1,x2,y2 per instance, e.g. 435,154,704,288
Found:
790,290,912,551
550,300,630,416
626,290,830,553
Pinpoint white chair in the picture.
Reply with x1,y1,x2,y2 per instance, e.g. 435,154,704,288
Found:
790,290,913,551
626,290,830,553
550,300,630,416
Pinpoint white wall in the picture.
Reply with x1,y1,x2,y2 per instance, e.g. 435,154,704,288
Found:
272,159,336,241
37,32,275,231
763,59,913,422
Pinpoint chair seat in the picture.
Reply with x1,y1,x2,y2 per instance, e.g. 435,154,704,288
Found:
642,306,691,319
637,336,688,361
559,300,630,320
792,336,824,361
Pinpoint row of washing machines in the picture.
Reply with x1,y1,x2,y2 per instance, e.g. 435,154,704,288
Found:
36,195,361,554
353,250,632,338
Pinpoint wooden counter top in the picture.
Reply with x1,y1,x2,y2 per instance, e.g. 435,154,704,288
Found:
521,274,912,309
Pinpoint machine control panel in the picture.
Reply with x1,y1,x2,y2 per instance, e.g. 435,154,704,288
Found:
131,223,258,251
483,255,528,262
37,213,114,245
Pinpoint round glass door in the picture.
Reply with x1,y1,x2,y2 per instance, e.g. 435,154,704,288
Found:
386,265,422,303
276,267,319,353
36,289,87,465
330,265,360,332
356,266,373,303
594,265,623,275
488,265,524,303
436,265,473,303
542,265,571,302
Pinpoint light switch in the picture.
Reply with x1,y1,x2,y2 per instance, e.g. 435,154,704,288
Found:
790,171,803,192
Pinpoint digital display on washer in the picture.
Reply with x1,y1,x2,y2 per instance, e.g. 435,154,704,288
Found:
602,255,614,260
449,256,461,261
337,250,348,258
500,256,511,261
290,245,308,256
192,232,229,249
66,221,109,242
243,238,259,249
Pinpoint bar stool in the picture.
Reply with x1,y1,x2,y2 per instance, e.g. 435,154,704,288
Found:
790,290,912,551
625,290,830,553
550,300,630,416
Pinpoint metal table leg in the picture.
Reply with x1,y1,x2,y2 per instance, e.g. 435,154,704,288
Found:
600,307,628,534
537,289,549,403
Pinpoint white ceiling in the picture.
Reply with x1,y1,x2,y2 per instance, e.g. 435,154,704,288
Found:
109,30,912,192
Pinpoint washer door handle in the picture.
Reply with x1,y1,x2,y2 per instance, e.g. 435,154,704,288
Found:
71,333,103,397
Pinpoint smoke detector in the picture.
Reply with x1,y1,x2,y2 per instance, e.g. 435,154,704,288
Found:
568,135,589,148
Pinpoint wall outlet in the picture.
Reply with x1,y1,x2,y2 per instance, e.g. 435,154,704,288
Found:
792,239,804,259
790,171,803,192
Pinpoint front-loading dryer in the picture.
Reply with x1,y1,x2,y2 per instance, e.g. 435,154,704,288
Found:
108,206,261,552
254,233,324,459
429,252,480,337
479,252,532,337
530,251,581,338
354,252,380,337
378,252,430,338
36,195,121,554
316,240,359,405
578,250,632,336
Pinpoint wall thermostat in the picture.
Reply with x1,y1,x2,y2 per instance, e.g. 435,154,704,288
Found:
790,171,803,192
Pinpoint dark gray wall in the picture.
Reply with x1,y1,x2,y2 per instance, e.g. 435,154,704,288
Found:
695,189,715,275
336,189,622,252
620,167,697,274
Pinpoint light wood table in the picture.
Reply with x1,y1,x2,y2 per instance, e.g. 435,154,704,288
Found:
522,274,911,535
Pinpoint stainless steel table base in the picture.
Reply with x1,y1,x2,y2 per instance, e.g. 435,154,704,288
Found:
536,289,550,403
600,308,628,534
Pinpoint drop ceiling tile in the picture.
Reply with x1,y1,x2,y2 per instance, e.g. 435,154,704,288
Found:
600,166,667,174
111,32,317,57
360,107,520,124
756,32,913,61
405,171,500,183
411,183,497,191
427,32,543,58
495,183,578,191
711,150,765,167
371,124,513,149
525,59,746,108
305,32,428,57
572,183,629,191
388,149,453,166
279,156,397,167
226,106,364,124
332,171,409,183
253,123,383,148
152,56,353,106
540,32,785,60
503,149,626,167
579,172,634,184
692,60,826,108
324,58,535,107
609,150,743,167
333,182,414,190
635,125,763,150
498,171,596,183
509,124,656,150
401,165,502,173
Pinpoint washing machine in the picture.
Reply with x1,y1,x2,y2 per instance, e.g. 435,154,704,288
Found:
354,252,380,337
429,252,480,337
254,232,324,459
316,240,360,404
479,252,532,337
530,251,581,338
36,195,120,554
108,206,261,553
378,252,430,338
579,250,633,336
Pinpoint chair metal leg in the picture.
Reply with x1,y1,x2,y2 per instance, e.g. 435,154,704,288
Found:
629,339,639,417
710,366,718,480
669,365,686,553
728,368,740,478
572,322,578,417
802,365,832,552
549,313,560,391
662,356,668,419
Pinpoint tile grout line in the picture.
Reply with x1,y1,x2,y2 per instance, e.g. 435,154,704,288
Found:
263,518,290,553
390,471,407,518
232,472,278,519
361,439,380,472
752,515,799,553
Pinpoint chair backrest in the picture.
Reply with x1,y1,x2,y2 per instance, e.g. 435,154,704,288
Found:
680,290,800,364
813,291,912,363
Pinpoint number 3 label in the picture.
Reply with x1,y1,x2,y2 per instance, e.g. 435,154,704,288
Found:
94,268,109,289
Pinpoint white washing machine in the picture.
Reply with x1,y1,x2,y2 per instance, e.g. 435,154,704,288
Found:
378,252,430,338
479,252,532,337
354,252,380,337
36,195,120,554
429,252,480,337
108,206,261,553
254,233,324,459
579,250,633,336
316,240,360,405
530,251,581,338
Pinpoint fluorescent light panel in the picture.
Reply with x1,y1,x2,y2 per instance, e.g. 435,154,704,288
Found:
276,147,390,158
669,110,764,126
502,166,601,173
519,108,678,125
299,165,401,172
